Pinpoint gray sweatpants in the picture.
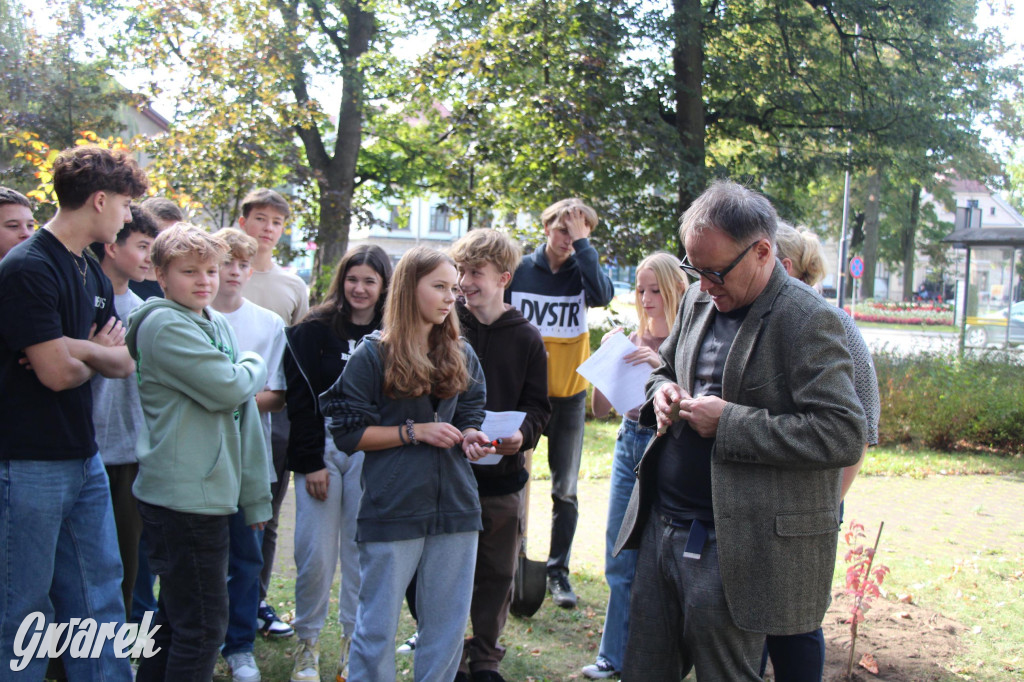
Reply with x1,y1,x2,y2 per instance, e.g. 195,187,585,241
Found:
291,441,363,640
350,531,478,682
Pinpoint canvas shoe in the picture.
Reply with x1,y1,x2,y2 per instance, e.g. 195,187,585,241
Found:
290,638,320,682
225,651,261,682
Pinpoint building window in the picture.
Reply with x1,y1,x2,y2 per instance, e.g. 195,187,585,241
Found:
967,199,979,208
990,206,996,216
430,203,450,233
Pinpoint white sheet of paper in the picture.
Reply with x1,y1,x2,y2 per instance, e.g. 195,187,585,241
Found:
473,410,527,466
576,331,650,415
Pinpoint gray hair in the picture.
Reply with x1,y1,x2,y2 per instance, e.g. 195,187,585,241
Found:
679,180,778,245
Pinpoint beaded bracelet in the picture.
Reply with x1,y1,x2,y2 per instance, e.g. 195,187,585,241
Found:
405,419,418,445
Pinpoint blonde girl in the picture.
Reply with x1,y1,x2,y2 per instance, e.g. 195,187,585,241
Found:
321,246,494,682
583,252,688,679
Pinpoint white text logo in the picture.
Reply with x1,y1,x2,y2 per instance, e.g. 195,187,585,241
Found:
10,611,161,672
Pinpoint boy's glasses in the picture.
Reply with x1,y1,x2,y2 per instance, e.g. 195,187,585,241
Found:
679,241,760,285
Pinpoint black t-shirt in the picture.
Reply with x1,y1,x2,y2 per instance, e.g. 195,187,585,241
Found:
129,278,164,300
656,304,749,521
0,229,117,460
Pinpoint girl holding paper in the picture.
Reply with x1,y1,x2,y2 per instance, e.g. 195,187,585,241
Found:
582,252,688,680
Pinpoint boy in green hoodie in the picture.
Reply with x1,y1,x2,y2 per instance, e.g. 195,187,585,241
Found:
126,224,272,682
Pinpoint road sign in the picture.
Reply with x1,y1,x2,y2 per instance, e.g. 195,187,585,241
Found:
850,256,864,279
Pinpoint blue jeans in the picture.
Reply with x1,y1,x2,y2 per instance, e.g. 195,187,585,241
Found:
544,391,587,574
0,454,132,681
135,502,230,682
224,510,264,656
597,418,653,670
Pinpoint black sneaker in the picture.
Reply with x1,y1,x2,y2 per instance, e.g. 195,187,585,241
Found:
257,600,294,638
546,572,577,609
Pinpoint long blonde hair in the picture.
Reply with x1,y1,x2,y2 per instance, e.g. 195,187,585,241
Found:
380,246,468,399
775,223,827,286
635,251,688,336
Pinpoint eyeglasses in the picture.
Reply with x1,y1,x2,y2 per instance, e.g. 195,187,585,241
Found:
679,241,760,285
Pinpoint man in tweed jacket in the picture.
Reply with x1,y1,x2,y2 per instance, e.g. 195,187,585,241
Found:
614,180,866,681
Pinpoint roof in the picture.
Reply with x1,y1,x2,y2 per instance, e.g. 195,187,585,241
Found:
942,227,1024,248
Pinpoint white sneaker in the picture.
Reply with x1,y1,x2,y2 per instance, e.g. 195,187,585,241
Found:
582,657,619,679
225,651,261,682
290,638,320,682
336,635,351,682
396,631,418,654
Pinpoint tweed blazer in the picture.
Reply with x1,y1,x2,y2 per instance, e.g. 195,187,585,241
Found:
614,261,866,635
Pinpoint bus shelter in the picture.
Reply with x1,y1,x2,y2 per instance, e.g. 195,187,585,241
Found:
942,226,1024,355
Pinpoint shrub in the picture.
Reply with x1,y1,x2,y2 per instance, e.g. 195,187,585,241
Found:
874,350,1024,454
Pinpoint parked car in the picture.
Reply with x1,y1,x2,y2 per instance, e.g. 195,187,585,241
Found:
965,301,1024,347
612,280,633,299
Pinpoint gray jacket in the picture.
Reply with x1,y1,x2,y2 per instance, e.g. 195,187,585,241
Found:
320,332,486,542
615,262,866,635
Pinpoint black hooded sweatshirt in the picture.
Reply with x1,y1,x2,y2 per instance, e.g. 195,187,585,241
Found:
457,301,551,496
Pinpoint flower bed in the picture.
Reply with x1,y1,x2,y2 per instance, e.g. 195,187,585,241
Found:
846,301,954,326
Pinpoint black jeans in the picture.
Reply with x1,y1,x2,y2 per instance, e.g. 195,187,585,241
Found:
544,391,587,574
135,502,231,682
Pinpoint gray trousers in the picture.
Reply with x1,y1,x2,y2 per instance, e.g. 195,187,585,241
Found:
350,531,478,682
291,441,363,640
623,514,764,682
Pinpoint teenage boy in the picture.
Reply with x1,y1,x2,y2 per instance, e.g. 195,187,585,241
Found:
128,196,184,300
452,229,551,682
88,204,160,619
126,223,272,682
238,187,308,637
211,227,288,682
0,186,36,260
0,146,146,681
506,198,613,608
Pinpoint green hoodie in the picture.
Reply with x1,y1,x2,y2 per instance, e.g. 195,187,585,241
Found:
126,298,272,525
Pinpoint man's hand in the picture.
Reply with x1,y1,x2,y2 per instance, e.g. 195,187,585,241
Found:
305,468,330,501
653,382,690,435
678,396,726,438
564,207,592,241
494,429,524,456
89,318,127,347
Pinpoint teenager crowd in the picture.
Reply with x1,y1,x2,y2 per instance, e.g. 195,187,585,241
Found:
0,146,877,682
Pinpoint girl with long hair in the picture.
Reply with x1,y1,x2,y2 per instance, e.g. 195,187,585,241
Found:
321,245,495,682
583,252,688,679
284,245,392,682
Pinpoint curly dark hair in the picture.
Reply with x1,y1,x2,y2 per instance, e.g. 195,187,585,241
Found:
52,146,149,211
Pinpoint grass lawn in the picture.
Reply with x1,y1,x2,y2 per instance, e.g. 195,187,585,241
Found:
222,427,1023,681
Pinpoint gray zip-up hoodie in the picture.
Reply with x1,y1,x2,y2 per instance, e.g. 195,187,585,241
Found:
320,332,486,542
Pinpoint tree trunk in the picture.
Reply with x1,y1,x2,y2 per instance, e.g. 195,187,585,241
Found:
861,168,882,299
672,0,706,254
278,0,374,285
902,185,920,300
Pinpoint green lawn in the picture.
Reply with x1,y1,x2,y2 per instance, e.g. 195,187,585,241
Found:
215,424,1024,681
